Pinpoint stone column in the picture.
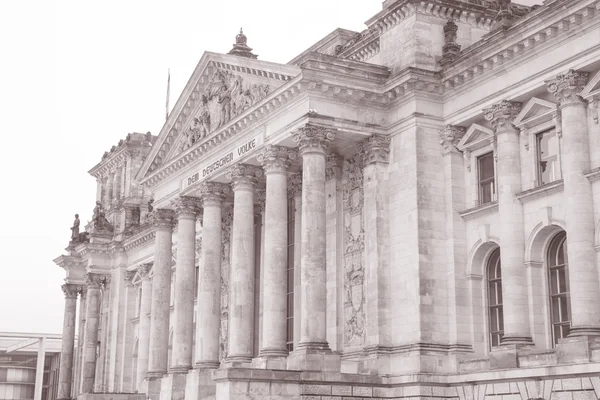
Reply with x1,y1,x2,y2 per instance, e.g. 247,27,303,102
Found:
107,173,115,208
195,183,229,368
57,284,79,400
483,101,532,345
136,264,152,389
226,164,261,363
147,209,175,377
292,125,335,351
113,167,122,203
361,135,392,352
547,70,600,336
73,287,86,396
171,197,201,372
80,273,105,394
255,145,296,364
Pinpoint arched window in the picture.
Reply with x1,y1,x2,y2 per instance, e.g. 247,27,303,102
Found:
547,231,571,345
487,248,503,348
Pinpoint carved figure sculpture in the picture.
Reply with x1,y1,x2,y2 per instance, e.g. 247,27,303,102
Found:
92,201,114,233
70,214,80,241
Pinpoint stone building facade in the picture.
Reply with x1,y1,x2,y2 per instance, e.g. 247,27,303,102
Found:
54,0,600,399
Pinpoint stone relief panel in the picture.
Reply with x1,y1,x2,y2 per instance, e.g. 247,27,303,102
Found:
219,204,234,361
342,154,365,348
179,70,271,153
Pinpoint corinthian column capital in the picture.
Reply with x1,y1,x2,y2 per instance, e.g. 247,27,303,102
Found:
150,209,175,229
61,283,80,299
292,125,336,156
359,134,391,165
226,164,262,191
257,145,297,174
197,182,230,207
84,273,107,289
172,196,201,219
254,188,266,216
439,125,466,154
483,100,522,132
546,69,589,106
287,173,302,199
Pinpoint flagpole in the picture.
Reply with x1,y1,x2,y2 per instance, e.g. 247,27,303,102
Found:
166,68,171,121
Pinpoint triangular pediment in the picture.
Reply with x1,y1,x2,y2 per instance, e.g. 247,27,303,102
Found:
513,97,557,128
581,69,600,100
137,52,301,184
457,123,493,151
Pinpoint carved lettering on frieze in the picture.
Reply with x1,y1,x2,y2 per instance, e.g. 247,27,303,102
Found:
342,154,365,347
179,70,271,153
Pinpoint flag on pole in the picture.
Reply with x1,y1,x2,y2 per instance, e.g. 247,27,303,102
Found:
166,68,171,121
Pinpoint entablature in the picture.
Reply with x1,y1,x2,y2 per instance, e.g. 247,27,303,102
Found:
441,0,600,93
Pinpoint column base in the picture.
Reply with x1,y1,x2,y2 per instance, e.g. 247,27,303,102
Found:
146,376,162,400
168,365,191,374
146,370,166,379
184,368,217,400
194,360,220,370
161,371,188,400
252,355,288,370
568,325,600,337
556,335,600,364
221,356,253,368
287,346,341,372
489,343,534,370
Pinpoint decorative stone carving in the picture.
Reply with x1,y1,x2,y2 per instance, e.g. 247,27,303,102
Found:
464,150,472,172
292,125,336,155
257,145,297,174
439,125,466,153
92,202,114,233
84,273,108,289
342,154,365,347
287,173,302,199
359,135,391,164
219,204,234,361
591,99,599,124
61,283,80,299
483,100,522,132
124,271,136,286
228,28,258,59
254,188,266,216
137,263,152,279
520,127,530,151
546,69,589,106
440,20,461,65
150,209,175,229
226,164,262,190
491,0,515,31
179,69,270,153
195,237,202,259
325,153,343,181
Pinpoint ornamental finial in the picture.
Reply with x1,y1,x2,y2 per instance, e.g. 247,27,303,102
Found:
229,27,258,59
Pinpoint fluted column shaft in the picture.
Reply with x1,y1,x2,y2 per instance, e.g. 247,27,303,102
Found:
292,125,335,350
136,264,152,387
171,198,200,372
74,289,86,395
147,209,175,377
80,274,105,393
547,70,600,335
484,101,532,344
57,284,79,400
257,146,296,357
227,164,261,362
195,183,229,368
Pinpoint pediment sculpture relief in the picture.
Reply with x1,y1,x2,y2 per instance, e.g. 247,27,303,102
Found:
179,70,270,153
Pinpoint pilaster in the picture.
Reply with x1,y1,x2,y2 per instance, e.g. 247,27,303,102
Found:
57,284,79,400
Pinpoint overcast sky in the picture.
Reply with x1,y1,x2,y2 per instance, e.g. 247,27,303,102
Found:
0,0,539,334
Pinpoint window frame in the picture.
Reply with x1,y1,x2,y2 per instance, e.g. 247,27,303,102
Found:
486,248,504,348
535,128,562,187
477,151,497,205
547,231,571,346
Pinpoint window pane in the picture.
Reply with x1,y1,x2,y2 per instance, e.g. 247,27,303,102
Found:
478,153,494,180
537,130,561,185
558,267,567,294
552,297,561,321
497,282,503,305
489,283,497,306
490,309,498,331
560,324,570,339
550,269,558,294
559,296,570,322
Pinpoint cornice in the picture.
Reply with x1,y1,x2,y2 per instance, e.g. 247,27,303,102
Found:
584,167,600,183
459,201,498,220
53,254,84,270
441,0,600,93
365,0,497,34
123,227,156,251
515,180,564,204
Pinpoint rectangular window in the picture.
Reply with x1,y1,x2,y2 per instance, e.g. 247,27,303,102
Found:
536,129,561,186
478,152,496,205
286,197,295,352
